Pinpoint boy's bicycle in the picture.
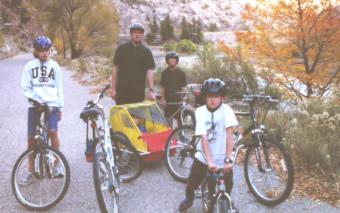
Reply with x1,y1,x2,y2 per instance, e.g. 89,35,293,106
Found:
80,85,141,213
11,99,70,211
165,95,294,206
201,164,236,213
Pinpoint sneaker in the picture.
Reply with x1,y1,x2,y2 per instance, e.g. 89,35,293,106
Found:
19,172,34,186
229,202,239,213
53,164,65,178
178,199,193,212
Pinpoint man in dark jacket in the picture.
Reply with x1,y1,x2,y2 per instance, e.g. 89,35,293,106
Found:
111,22,156,104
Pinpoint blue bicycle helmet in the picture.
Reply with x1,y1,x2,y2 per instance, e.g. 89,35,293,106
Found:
201,78,227,96
129,22,145,34
33,36,52,51
165,51,179,64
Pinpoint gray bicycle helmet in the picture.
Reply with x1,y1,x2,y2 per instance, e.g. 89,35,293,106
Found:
130,22,145,34
201,78,227,96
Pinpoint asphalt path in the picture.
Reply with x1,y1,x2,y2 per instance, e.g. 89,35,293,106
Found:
0,54,338,213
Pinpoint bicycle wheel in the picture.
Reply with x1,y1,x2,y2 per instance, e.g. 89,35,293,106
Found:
111,132,142,183
244,138,294,206
181,109,196,127
93,151,119,213
201,178,230,213
165,125,197,183
11,147,70,211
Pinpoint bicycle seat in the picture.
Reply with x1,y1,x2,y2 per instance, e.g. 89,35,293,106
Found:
80,106,100,122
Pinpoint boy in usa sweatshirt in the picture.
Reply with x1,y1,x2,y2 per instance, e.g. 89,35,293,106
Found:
20,36,65,185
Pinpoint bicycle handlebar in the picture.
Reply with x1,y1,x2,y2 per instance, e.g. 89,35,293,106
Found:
242,95,279,105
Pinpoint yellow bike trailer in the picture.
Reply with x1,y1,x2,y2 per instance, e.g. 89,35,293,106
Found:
110,101,172,163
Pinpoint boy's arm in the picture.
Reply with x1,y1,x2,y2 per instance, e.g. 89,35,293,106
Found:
146,69,155,100
21,66,35,100
225,127,234,159
201,134,217,172
160,86,165,105
56,65,64,110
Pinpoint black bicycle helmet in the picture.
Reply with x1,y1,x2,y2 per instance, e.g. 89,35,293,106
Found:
130,22,145,34
33,35,52,51
165,51,179,64
201,78,227,96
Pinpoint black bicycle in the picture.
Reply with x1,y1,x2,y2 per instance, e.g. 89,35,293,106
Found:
156,91,196,128
165,95,294,206
11,99,70,211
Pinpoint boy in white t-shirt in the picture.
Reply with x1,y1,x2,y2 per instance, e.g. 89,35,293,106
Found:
179,78,239,212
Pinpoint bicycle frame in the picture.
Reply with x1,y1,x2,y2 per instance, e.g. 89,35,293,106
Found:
87,89,120,192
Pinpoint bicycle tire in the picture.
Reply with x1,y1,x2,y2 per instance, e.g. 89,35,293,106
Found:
244,138,294,206
93,151,119,213
111,132,142,183
181,109,196,127
165,125,196,183
11,146,70,211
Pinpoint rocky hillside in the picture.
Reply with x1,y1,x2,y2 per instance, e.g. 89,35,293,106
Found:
112,0,249,33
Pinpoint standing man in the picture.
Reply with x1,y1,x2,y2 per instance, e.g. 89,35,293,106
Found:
111,22,156,104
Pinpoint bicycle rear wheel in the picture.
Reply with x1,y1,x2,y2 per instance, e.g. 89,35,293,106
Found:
11,147,70,211
244,138,294,206
165,125,197,183
93,151,119,213
111,132,142,183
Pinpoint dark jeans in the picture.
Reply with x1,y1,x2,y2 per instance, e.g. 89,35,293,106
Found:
116,87,145,105
185,159,233,202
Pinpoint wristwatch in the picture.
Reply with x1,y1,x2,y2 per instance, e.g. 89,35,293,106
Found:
224,157,233,164
148,88,154,92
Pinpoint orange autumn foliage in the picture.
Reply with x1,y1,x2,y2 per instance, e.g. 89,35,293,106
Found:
237,0,340,99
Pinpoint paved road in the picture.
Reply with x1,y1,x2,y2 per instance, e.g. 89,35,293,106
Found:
0,54,339,213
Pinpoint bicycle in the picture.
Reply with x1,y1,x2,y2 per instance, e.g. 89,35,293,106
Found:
11,99,70,211
156,90,196,128
80,85,141,213
201,163,236,213
165,95,294,206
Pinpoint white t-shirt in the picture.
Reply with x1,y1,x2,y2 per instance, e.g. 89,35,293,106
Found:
194,104,238,165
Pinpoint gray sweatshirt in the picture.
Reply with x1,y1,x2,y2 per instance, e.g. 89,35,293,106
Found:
21,58,64,110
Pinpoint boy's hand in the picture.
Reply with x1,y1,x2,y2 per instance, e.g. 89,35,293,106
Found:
208,161,217,173
224,162,232,173
58,111,62,121
160,98,166,106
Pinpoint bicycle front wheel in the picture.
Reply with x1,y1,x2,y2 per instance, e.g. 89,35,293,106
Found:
165,125,197,183
201,178,230,213
244,138,294,206
11,147,70,211
93,151,119,213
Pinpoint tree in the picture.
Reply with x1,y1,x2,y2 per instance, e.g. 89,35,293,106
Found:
180,17,189,40
160,14,174,41
237,0,340,100
26,0,119,58
146,15,158,43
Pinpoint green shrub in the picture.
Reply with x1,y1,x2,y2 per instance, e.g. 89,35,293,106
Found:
163,41,177,52
176,39,197,54
265,97,340,176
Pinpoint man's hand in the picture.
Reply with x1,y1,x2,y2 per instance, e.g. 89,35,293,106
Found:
148,90,156,101
224,162,232,173
208,160,217,173
111,88,116,101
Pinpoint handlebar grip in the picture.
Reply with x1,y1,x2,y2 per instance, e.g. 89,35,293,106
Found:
99,84,111,99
